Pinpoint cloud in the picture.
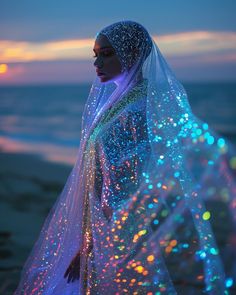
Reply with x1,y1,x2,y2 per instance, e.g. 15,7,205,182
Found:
0,39,94,62
155,31,236,57
0,31,236,63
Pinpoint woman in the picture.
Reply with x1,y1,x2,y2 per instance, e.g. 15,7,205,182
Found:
15,21,235,294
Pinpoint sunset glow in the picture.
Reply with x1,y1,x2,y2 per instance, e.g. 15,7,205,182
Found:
0,64,8,74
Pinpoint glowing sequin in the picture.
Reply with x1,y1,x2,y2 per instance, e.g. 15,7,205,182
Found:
202,211,211,220
135,266,144,273
147,255,155,262
230,156,236,169
225,278,233,288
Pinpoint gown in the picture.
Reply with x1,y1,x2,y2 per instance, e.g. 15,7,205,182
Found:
79,79,236,294
82,79,151,294
14,78,235,294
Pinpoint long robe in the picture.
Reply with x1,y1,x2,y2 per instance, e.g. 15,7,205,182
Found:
80,80,235,294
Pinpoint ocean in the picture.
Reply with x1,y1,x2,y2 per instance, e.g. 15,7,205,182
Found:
0,82,236,165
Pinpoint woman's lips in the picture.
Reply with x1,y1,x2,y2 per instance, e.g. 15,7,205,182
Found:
96,71,106,77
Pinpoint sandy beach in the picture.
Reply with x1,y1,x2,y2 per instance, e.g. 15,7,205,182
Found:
0,151,72,294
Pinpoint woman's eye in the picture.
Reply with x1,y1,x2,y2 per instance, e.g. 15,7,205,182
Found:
93,51,114,58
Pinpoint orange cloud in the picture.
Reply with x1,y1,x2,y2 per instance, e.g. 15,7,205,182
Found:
0,31,235,63
154,31,236,56
0,39,94,62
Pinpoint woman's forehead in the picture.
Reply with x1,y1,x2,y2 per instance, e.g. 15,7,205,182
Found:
94,34,113,50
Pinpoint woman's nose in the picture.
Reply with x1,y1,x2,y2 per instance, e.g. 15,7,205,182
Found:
94,57,103,68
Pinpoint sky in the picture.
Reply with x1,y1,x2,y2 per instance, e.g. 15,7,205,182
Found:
0,0,236,84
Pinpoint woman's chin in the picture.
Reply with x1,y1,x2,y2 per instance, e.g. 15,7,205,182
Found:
98,75,111,83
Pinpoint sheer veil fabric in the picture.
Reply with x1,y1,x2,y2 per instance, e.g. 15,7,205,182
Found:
15,21,236,294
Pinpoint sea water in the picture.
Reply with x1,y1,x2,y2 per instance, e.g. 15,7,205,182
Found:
0,82,235,165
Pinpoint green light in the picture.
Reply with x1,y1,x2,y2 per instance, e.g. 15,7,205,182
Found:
230,157,236,169
202,211,211,220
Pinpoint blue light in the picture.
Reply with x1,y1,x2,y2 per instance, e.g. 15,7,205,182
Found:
174,171,180,178
225,278,233,288
196,128,202,135
203,123,208,130
217,138,225,148
207,136,215,145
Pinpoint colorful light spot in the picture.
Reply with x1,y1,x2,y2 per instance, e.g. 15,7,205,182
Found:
170,239,177,247
203,123,208,130
165,246,172,253
147,255,155,262
225,278,233,288
135,265,144,273
182,243,189,248
217,138,225,148
133,234,139,243
210,247,218,255
197,275,204,280
230,157,236,169
174,171,180,178
200,251,206,259
202,211,211,220
196,128,202,135
138,229,147,236
161,209,168,217
207,136,215,145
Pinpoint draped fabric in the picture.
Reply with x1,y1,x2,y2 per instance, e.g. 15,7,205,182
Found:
15,21,236,295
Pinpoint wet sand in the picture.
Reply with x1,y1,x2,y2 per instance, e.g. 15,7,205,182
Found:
0,151,72,294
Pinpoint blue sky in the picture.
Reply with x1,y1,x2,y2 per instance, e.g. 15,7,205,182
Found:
0,0,236,84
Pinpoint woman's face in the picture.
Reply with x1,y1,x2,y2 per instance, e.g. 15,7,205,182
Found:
93,34,123,83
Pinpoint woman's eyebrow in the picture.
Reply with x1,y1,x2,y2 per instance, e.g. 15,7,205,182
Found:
93,46,113,52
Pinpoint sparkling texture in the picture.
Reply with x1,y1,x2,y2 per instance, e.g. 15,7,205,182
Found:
15,21,236,294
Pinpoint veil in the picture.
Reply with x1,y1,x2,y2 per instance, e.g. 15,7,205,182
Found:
14,21,236,294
